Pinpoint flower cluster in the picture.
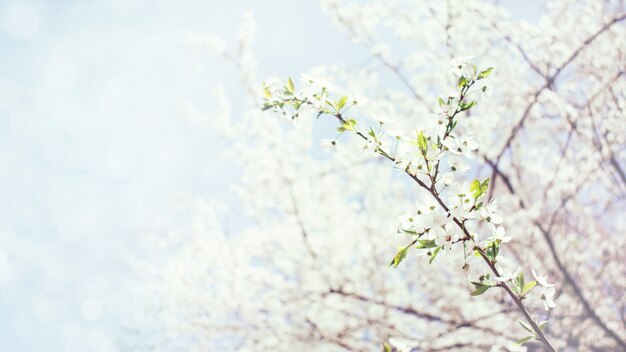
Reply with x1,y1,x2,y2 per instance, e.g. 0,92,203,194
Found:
264,57,558,350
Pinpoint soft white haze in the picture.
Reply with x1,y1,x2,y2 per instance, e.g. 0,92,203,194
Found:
0,0,545,351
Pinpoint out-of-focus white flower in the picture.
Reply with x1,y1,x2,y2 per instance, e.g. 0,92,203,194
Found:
435,223,459,247
448,154,470,174
532,269,554,288
442,172,454,185
495,266,521,282
372,114,394,124
475,80,494,102
540,286,556,310
321,139,338,152
389,337,418,352
449,55,477,79
442,135,478,157
348,91,368,106
480,199,503,224
386,128,405,138
370,43,391,61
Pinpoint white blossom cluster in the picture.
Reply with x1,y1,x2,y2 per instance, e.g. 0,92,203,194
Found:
264,57,559,350
128,1,626,351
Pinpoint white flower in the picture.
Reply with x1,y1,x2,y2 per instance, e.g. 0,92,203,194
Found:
475,80,493,102
348,91,368,106
532,269,554,288
372,114,393,124
494,266,521,282
397,210,416,231
540,286,556,310
448,155,470,174
386,128,405,139
449,56,477,80
422,206,447,230
447,182,476,219
480,199,503,224
299,74,335,98
453,254,484,279
321,139,337,152
442,135,478,157
435,223,459,247
436,101,452,119
389,337,418,352
490,225,511,243
425,113,448,139
360,135,383,156
442,172,454,185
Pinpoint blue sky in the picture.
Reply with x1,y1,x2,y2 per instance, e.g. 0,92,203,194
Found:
0,0,543,350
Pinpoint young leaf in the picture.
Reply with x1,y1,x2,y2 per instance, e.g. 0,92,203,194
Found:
515,336,534,345
518,320,534,334
429,246,441,264
522,281,537,296
517,271,525,292
286,77,295,93
390,246,409,268
337,96,348,110
416,239,438,249
470,179,482,199
538,320,549,331
481,178,490,191
477,67,494,79
471,284,491,296
459,101,476,112
263,86,272,99
417,131,428,152
458,76,468,89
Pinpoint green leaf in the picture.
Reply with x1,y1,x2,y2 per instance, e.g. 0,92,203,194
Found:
429,246,441,264
515,336,534,345
382,342,392,352
390,246,409,268
263,86,272,99
470,281,493,296
459,100,476,112
457,76,468,89
477,67,494,80
286,77,295,93
481,178,490,191
516,271,525,291
470,179,481,198
416,239,438,249
471,284,491,296
417,131,428,152
337,119,357,132
470,178,489,200
367,127,376,138
522,281,537,296
337,96,348,110
538,320,549,330
518,320,534,334
438,97,446,107
487,241,499,261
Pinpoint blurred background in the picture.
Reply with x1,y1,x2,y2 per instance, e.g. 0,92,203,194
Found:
3,1,620,351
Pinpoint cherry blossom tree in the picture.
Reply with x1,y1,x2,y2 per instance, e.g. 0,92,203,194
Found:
127,1,626,351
